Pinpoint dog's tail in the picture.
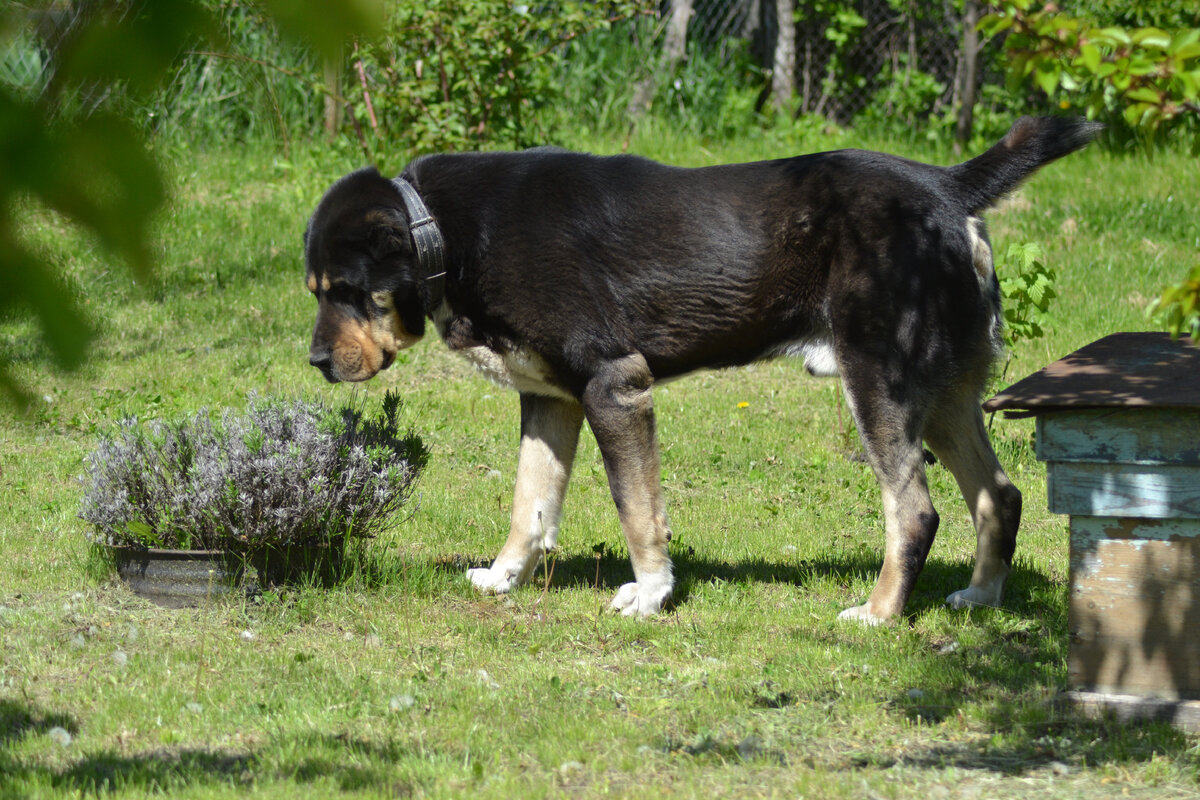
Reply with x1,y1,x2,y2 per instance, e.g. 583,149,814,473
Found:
947,116,1103,214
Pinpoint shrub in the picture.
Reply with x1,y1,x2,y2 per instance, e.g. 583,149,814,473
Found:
79,391,426,552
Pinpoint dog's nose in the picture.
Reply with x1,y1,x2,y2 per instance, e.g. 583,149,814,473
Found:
309,351,337,382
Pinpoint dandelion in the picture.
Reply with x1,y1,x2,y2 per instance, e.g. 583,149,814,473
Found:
737,401,750,409
48,727,72,747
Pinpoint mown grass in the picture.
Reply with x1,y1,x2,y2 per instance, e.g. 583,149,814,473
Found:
2,127,1199,798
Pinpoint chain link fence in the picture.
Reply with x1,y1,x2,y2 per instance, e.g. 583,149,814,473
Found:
1,1,144,115
685,0,1004,126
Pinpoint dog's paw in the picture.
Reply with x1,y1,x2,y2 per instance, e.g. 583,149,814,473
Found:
610,575,672,618
466,565,521,595
945,584,1003,610
837,603,892,626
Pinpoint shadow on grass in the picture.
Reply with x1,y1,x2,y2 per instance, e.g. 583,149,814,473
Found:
0,702,427,795
0,699,78,748
427,548,1200,778
427,545,1049,619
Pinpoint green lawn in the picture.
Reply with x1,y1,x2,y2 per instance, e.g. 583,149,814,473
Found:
2,127,1198,798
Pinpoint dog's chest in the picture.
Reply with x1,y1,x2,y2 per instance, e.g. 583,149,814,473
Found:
456,345,573,399
433,305,574,400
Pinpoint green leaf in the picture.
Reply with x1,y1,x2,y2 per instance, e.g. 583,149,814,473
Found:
1131,28,1171,50
1095,27,1133,47
1127,86,1162,104
1033,61,1060,96
54,0,218,97
260,0,385,59
1174,43,1200,61
1080,43,1102,73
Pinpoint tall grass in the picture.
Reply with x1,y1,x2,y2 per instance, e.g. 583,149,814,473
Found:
144,3,322,151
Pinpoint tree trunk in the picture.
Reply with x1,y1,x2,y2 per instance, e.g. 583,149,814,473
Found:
628,0,694,119
956,0,980,148
771,0,796,113
323,53,343,140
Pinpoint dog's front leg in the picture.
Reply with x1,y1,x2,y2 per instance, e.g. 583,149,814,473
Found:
467,393,584,594
582,353,673,617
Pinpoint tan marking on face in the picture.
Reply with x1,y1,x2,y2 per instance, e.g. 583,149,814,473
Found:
321,275,332,292
307,274,318,294
329,316,385,382
368,291,422,354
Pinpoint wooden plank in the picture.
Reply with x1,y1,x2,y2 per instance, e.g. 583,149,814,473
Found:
1036,408,1200,465
1062,691,1200,732
1069,537,1200,698
985,332,1200,412
1047,461,1200,518
1071,516,1200,548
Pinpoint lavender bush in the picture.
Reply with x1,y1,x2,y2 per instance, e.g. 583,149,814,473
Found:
79,392,426,551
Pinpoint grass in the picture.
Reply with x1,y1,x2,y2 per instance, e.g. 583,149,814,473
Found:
2,125,1200,798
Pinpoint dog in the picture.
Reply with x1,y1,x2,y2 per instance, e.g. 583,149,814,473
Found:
304,116,1100,623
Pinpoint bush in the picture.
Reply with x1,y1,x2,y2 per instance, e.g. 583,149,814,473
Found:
79,391,426,552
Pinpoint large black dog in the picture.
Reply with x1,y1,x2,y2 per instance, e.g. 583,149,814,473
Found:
305,117,1100,623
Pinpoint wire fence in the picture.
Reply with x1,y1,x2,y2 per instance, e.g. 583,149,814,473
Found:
1,1,144,115
685,0,1003,124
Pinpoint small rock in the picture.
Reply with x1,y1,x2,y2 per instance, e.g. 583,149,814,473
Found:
906,688,925,700
112,650,127,668
48,727,72,747
240,630,256,641
1050,760,1072,776
558,761,585,780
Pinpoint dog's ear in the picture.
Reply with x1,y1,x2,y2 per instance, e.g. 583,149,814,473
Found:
365,208,413,261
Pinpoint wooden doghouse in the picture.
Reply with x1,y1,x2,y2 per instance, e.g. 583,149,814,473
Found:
986,332,1200,730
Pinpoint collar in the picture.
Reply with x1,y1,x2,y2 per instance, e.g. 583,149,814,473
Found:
391,176,446,311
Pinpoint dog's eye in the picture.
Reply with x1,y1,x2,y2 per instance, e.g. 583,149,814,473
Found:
323,284,362,306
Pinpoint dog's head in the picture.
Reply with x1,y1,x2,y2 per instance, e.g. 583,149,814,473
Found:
304,167,429,383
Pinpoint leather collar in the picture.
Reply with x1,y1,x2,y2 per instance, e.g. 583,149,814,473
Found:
391,176,446,310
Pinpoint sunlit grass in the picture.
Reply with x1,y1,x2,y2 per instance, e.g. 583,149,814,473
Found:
2,131,1198,798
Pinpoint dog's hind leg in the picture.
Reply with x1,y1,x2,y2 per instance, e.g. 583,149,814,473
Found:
923,394,1022,610
467,393,584,594
582,353,674,617
836,376,940,625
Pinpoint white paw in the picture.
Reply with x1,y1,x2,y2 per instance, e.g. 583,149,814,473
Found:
946,584,1002,610
610,575,673,618
466,565,521,594
837,603,891,626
